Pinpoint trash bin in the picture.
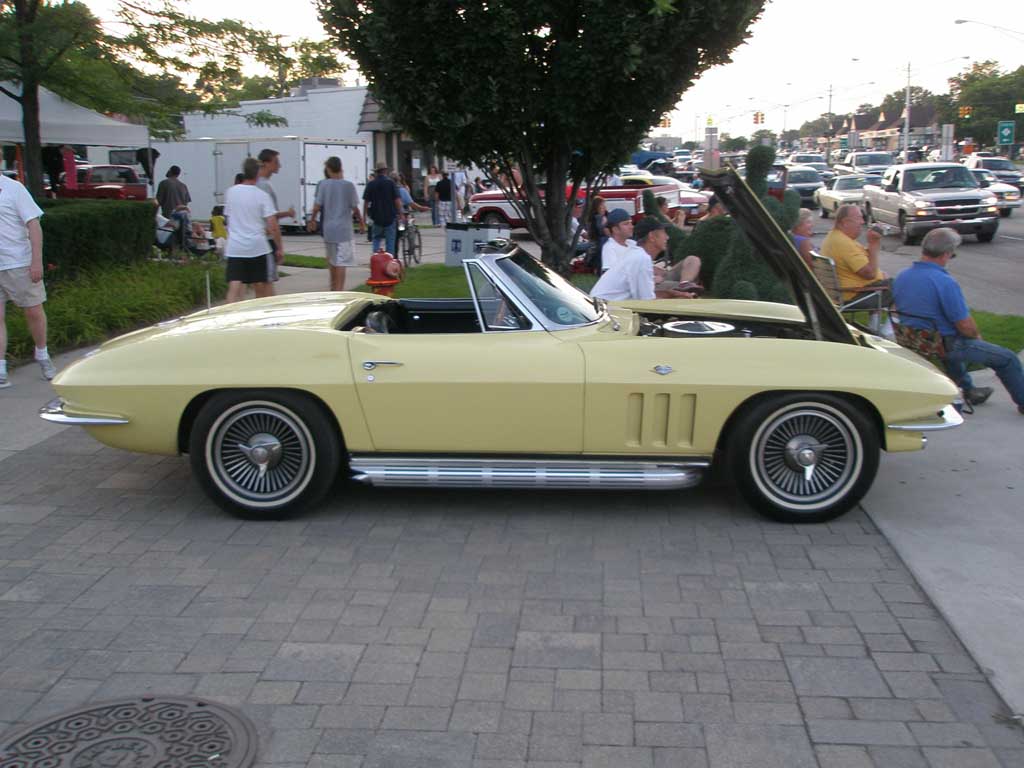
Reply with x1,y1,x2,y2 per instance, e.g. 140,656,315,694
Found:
444,222,511,266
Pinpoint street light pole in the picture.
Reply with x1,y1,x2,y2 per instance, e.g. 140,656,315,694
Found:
904,61,911,157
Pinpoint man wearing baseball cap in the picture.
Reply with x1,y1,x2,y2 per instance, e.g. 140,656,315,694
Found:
600,208,634,273
590,217,700,301
362,160,404,256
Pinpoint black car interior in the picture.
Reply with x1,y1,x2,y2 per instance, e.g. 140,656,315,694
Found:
344,299,483,334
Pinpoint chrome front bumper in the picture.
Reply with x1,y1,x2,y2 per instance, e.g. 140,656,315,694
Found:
39,397,129,426
887,404,963,432
907,215,999,233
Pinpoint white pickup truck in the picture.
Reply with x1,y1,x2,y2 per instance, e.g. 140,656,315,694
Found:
862,163,1000,246
834,151,893,176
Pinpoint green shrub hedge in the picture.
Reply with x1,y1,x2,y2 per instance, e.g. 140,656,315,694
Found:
4,260,225,361
36,198,154,282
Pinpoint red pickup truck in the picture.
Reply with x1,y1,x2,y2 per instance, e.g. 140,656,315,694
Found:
57,165,149,201
470,183,703,229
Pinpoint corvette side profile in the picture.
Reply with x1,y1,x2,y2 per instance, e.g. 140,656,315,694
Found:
41,169,961,524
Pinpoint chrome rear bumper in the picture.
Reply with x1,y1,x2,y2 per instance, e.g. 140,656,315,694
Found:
39,397,129,426
887,404,963,432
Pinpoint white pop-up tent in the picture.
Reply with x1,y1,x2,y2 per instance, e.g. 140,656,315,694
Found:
0,82,147,146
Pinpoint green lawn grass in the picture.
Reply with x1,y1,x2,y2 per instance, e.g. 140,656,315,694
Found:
282,254,328,269
974,310,1024,353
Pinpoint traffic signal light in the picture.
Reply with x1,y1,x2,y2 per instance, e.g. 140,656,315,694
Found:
958,106,973,119
658,116,671,128
753,111,764,125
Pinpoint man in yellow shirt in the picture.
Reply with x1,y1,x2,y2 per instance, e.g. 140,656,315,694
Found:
820,204,890,304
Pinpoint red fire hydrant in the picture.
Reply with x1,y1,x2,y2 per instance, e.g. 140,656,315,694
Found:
366,247,403,296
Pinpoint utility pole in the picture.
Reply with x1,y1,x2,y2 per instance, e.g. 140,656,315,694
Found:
904,62,911,156
826,84,834,155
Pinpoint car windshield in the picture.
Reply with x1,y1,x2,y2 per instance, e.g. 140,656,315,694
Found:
788,170,821,183
495,251,601,326
835,177,867,191
805,163,829,171
982,159,1015,171
904,166,978,190
854,153,892,166
794,155,825,164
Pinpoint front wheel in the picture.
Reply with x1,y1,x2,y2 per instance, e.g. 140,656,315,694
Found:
727,394,880,524
481,213,505,228
976,228,996,243
820,205,830,219
999,208,1012,218
863,203,874,224
189,390,341,519
410,227,422,264
899,212,918,246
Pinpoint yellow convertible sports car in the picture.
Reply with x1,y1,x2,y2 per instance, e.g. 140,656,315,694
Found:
40,168,961,524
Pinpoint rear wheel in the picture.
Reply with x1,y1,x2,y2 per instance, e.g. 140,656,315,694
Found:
189,390,341,519
727,393,879,524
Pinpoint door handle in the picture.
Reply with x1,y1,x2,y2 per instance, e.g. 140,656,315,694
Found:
362,361,404,370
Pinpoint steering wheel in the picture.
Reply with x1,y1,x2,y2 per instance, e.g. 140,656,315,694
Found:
365,311,395,334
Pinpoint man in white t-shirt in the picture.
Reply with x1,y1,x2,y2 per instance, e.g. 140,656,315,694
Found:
600,208,634,273
224,157,283,303
0,174,53,386
590,218,699,302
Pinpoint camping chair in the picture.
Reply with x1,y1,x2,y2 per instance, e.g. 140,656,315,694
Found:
809,251,891,333
890,310,973,414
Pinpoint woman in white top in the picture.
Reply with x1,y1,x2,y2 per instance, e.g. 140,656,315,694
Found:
423,165,442,225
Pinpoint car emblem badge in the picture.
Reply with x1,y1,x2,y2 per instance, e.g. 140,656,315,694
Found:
653,365,673,376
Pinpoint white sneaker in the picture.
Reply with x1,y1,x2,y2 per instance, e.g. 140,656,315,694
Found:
0,371,9,388
37,357,57,381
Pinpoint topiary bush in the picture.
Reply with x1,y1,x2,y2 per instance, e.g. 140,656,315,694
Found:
36,199,154,283
678,216,734,294
712,146,794,304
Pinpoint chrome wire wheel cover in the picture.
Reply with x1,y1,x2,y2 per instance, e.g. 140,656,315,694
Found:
205,401,316,509
749,402,863,513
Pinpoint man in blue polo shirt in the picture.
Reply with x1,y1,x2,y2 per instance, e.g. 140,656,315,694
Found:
893,227,1024,413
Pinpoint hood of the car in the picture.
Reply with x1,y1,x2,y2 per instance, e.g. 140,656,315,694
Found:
701,167,856,345
907,188,989,201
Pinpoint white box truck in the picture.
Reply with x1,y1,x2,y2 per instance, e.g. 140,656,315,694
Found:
147,136,370,228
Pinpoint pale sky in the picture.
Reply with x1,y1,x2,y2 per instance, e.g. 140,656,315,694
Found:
87,0,1024,139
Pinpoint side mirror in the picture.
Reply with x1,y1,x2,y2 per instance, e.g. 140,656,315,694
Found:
885,182,899,192
978,179,989,188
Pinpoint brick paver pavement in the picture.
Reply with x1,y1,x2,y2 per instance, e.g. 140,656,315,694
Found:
1,429,1022,768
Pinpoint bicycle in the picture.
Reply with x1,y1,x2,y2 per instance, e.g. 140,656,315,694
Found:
397,212,422,268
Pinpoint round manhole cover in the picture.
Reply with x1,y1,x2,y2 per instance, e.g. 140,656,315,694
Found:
0,696,258,768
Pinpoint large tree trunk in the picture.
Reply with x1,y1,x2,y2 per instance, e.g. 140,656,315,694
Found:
20,80,44,196
16,0,44,197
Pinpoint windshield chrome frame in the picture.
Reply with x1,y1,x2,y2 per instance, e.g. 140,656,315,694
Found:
464,251,607,333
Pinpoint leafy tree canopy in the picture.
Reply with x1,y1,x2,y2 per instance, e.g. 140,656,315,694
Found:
319,0,766,269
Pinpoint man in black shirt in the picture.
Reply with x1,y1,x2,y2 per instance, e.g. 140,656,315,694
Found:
434,171,453,227
362,160,404,255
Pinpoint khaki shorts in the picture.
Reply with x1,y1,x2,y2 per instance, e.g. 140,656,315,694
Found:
326,241,355,267
0,266,46,307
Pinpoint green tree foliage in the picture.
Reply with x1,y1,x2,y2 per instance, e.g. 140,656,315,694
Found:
1,0,349,193
750,128,776,146
320,0,767,271
712,145,794,303
0,0,104,193
947,62,1024,148
721,134,748,151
